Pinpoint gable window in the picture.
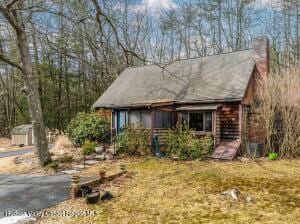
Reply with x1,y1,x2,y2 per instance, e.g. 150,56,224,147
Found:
180,111,213,132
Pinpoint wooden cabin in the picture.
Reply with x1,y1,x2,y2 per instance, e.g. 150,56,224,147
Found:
93,37,269,160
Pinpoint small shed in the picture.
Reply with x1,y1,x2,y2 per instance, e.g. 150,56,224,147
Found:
11,124,49,146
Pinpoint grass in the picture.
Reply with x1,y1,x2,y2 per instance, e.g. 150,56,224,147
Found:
39,158,300,224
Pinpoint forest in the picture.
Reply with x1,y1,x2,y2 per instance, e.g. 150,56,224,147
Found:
0,0,299,136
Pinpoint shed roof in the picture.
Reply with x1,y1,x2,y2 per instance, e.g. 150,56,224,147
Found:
11,124,33,135
93,49,255,108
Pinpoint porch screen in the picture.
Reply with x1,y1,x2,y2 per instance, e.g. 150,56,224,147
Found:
129,110,151,128
154,111,174,128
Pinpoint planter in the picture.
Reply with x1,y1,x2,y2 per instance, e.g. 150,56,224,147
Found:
99,170,106,179
86,191,100,204
101,191,113,201
120,164,126,171
247,143,264,157
80,186,92,198
95,145,104,154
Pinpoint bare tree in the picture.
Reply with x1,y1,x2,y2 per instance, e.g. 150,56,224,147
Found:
0,0,50,166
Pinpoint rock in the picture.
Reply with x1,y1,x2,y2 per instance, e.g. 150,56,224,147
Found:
237,157,250,162
84,160,100,165
73,164,90,170
94,155,105,161
61,169,79,175
221,188,241,200
246,196,254,203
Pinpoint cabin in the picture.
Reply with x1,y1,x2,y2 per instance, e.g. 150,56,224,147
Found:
92,37,269,160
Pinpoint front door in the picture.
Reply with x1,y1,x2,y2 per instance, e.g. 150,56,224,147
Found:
117,111,127,133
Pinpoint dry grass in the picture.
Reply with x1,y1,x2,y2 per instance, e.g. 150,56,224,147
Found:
52,135,74,153
0,137,33,152
38,158,300,224
258,66,300,156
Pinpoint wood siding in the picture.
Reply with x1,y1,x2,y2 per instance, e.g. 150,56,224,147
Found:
217,103,240,140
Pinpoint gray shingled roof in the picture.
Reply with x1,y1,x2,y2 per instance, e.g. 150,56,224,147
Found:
93,49,255,108
11,124,33,135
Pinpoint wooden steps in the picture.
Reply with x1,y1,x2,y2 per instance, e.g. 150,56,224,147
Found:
211,139,241,160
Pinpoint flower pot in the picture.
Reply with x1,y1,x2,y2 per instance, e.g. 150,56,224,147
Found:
86,191,100,204
95,146,104,154
80,186,92,198
120,164,126,171
99,170,106,179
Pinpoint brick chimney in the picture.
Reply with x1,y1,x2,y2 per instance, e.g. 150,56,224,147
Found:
253,37,270,80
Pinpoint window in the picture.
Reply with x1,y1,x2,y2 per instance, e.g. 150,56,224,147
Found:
128,110,151,128
180,111,213,132
154,111,174,128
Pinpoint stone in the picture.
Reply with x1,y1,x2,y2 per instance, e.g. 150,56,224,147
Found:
221,188,241,200
106,147,116,154
61,169,79,175
246,196,254,203
74,164,90,170
94,155,105,161
84,160,100,165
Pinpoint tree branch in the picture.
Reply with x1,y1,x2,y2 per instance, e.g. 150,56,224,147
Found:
0,53,22,71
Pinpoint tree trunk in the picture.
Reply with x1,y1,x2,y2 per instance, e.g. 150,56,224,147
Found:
15,25,51,166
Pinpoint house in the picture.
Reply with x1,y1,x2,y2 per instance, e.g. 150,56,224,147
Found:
92,37,269,160
11,124,50,146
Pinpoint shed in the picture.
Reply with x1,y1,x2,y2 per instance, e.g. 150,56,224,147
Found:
11,124,49,146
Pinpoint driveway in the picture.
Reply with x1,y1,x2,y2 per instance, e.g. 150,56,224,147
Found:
0,144,53,158
0,174,71,219
0,148,34,158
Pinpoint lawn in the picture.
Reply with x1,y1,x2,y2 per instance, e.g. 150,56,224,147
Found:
39,158,300,224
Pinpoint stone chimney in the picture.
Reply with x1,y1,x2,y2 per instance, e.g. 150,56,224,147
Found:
253,37,270,80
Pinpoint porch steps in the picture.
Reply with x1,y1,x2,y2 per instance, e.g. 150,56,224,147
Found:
211,139,241,160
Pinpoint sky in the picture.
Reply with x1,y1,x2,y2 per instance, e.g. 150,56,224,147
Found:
136,0,280,11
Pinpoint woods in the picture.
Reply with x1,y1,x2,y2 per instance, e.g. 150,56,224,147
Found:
0,0,299,136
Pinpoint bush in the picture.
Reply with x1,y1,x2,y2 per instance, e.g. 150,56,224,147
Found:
269,152,278,160
66,112,109,147
258,66,300,157
165,126,214,160
81,140,96,156
115,125,150,155
57,155,73,163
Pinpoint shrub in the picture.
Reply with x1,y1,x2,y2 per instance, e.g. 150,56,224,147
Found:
66,112,109,147
258,66,300,157
269,152,278,160
165,126,214,160
47,161,59,172
53,135,73,149
57,155,74,163
81,140,96,156
115,125,150,155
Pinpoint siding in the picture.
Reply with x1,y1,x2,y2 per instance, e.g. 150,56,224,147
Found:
217,103,240,140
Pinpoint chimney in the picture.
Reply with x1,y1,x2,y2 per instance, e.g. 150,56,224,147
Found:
253,37,270,80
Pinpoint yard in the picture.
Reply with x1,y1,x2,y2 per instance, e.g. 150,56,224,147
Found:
38,157,300,224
